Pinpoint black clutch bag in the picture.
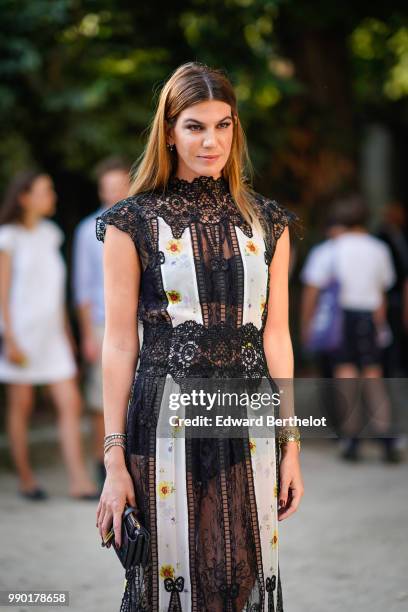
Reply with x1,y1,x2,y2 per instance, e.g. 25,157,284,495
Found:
101,505,150,570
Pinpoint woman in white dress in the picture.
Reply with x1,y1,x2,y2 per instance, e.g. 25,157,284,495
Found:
0,170,98,500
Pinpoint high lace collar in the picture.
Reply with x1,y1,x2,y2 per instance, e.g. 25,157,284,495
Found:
167,174,230,198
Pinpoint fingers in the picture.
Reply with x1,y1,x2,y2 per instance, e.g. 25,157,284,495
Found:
279,477,290,509
97,500,112,543
98,503,107,540
101,509,113,544
127,488,137,509
278,486,304,521
96,500,102,527
113,508,123,547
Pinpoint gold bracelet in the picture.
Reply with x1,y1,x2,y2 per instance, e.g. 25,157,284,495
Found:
278,427,301,452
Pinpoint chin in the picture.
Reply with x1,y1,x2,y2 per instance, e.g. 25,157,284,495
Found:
196,163,225,177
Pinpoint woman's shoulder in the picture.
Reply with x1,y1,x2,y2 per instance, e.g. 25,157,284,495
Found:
0,223,19,252
39,219,64,246
95,193,152,243
98,192,154,218
0,222,17,235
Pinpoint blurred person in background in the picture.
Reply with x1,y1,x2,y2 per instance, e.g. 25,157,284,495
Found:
301,194,402,463
300,208,347,378
72,157,130,492
0,170,99,500
300,207,347,436
376,200,408,377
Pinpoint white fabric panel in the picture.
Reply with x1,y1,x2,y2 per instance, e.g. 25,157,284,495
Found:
158,218,203,326
155,376,191,610
247,394,279,611
235,226,268,328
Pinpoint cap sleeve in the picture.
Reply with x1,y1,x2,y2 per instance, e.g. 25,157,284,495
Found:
265,199,302,243
256,195,303,265
96,197,141,245
96,196,150,270
0,225,16,254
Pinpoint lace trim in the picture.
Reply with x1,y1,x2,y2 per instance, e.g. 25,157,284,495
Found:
95,180,301,288
254,194,302,266
167,174,230,198
136,320,270,388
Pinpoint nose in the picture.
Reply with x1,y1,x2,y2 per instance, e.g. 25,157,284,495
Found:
202,128,217,148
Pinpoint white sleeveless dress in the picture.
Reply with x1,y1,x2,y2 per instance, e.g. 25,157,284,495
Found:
0,220,77,384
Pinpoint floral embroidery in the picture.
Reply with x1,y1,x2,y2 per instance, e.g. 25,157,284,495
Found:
166,238,183,254
166,290,182,304
171,416,183,436
249,439,256,454
245,240,259,255
160,564,175,580
158,481,175,499
271,529,278,549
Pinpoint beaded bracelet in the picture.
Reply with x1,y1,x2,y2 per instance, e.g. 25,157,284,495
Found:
104,433,126,442
104,440,126,456
103,433,127,456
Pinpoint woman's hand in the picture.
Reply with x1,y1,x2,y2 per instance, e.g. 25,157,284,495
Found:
4,336,28,366
278,444,304,521
96,457,138,548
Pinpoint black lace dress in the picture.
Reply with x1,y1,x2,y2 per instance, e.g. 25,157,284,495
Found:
96,175,299,612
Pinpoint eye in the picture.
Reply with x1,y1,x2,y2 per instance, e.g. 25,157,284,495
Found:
218,122,232,129
186,124,202,131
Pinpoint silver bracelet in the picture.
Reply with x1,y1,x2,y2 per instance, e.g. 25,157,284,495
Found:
104,432,126,441
104,440,126,455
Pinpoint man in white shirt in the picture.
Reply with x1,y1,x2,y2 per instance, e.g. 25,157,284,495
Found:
300,195,401,463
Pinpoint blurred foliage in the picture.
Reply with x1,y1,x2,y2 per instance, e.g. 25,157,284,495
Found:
0,0,407,216
351,18,408,102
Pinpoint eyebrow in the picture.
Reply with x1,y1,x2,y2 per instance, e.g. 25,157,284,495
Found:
182,115,233,125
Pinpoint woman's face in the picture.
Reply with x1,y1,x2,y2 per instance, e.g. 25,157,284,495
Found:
167,100,235,182
20,175,57,218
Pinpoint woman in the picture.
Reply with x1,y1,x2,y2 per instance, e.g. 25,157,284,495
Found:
96,62,304,611
0,170,99,499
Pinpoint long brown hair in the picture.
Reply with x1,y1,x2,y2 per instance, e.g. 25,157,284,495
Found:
0,169,44,225
129,61,263,233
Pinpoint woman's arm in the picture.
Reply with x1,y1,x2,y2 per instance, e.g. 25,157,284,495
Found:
96,224,141,546
263,227,294,378
0,251,26,365
101,224,141,471
263,227,296,445
0,250,14,338
262,226,304,520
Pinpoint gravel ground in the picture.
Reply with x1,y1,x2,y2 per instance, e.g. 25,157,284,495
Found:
0,438,407,612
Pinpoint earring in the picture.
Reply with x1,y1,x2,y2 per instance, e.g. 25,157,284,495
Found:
167,143,175,151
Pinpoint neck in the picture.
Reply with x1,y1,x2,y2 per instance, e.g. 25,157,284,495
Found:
21,213,41,230
347,226,367,234
175,174,223,183
167,173,230,200
175,164,222,183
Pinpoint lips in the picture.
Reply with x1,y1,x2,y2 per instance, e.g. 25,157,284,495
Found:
198,155,220,160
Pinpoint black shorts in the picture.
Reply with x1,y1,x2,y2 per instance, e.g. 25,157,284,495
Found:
331,309,381,369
